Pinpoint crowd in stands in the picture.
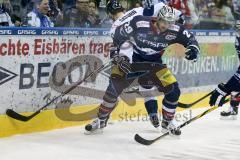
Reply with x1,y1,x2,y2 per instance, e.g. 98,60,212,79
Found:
0,0,239,29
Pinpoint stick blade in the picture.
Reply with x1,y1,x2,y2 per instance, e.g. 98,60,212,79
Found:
134,134,155,145
6,109,30,122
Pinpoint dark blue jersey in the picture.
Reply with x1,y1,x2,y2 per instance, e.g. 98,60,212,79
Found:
223,36,240,92
234,36,240,75
113,15,199,62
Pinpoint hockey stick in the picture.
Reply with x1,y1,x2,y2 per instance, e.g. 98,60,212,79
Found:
6,60,113,122
125,87,213,109
135,98,231,145
178,91,214,108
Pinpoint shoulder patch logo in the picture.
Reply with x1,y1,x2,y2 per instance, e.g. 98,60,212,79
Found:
136,21,150,28
165,34,177,40
169,25,180,32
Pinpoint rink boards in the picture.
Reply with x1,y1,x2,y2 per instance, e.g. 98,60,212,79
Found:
0,28,238,137
0,92,212,137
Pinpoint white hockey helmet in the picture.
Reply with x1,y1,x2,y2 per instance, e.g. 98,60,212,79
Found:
157,5,175,23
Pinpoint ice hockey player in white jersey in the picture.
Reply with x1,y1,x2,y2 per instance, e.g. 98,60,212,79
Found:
210,20,240,118
110,0,184,38
85,3,200,135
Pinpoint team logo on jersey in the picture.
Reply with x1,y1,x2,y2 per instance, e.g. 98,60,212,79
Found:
165,34,177,40
0,66,18,85
168,25,180,32
137,36,168,48
136,21,150,28
138,33,147,38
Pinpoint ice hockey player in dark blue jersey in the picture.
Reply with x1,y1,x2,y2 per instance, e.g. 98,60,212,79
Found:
109,6,200,135
85,1,185,135
85,4,200,136
108,0,184,129
210,20,240,119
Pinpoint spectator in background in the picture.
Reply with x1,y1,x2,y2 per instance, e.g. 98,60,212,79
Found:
2,0,12,14
27,0,54,27
0,2,14,26
11,14,23,26
48,0,63,26
60,0,75,23
168,0,198,28
67,0,91,27
135,1,142,8
62,0,76,8
119,0,129,10
195,1,220,29
202,1,216,18
10,0,34,27
87,0,101,27
195,0,210,16
195,0,234,29
131,0,142,9
99,0,113,28
212,0,234,26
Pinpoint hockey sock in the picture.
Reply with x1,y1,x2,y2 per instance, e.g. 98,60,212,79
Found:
98,104,115,119
145,99,158,116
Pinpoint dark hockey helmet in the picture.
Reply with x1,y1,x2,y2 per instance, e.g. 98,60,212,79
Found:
106,0,124,15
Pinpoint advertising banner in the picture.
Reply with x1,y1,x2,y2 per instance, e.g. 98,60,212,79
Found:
0,28,238,114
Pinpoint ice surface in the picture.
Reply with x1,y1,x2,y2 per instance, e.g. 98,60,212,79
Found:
0,107,240,160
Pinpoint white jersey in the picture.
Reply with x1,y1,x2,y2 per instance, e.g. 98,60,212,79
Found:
110,2,182,38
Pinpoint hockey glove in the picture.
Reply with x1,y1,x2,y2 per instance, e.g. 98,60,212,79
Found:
112,54,131,74
109,45,119,58
209,83,231,107
185,46,199,62
144,0,153,8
